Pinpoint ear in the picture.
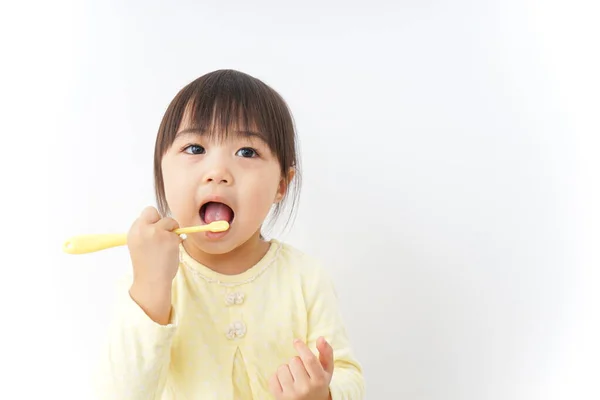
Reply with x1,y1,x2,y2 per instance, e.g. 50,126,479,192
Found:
274,168,296,203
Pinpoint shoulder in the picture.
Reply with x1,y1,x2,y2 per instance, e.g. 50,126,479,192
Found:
272,239,335,287
274,240,321,271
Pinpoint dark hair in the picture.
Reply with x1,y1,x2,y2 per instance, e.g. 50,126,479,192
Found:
153,69,301,234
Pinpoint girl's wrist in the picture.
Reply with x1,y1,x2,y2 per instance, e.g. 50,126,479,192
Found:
129,281,173,325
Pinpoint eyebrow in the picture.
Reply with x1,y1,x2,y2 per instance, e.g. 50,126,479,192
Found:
175,128,267,142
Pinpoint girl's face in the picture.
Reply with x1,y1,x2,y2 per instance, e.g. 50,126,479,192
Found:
160,119,288,255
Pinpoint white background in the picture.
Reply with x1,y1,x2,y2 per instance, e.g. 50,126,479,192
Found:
1,1,598,399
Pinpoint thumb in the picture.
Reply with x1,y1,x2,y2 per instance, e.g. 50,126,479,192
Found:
317,336,334,375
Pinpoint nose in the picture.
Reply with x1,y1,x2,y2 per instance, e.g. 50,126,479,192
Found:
202,156,234,185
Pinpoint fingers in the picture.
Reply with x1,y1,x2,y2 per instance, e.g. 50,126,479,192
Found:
271,360,309,398
293,339,322,379
155,216,179,232
137,207,179,233
268,373,282,396
269,340,334,399
288,356,310,385
276,364,294,392
139,206,161,224
317,336,334,375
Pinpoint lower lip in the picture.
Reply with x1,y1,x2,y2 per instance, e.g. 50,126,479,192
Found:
204,229,230,240
200,218,233,240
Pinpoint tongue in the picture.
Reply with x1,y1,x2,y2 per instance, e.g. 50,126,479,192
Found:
204,202,233,224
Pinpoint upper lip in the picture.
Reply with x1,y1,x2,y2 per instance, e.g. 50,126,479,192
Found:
199,194,234,210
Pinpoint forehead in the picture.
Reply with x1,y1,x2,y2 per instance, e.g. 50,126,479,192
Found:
175,107,269,144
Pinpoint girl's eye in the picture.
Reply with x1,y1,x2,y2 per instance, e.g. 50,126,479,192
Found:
183,144,205,155
236,147,258,158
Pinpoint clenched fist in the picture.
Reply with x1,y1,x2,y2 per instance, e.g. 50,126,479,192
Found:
127,206,182,325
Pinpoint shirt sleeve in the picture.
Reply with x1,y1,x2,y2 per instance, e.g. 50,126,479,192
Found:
93,275,177,400
302,263,365,400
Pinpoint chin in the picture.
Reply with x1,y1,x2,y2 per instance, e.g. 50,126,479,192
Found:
187,233,248,255
200,241,239,255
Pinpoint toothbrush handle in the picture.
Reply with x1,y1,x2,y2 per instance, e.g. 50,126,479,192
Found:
62,222,229,255
63,234,128,254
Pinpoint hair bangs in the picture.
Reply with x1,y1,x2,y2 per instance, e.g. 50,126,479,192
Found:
183,88,273,149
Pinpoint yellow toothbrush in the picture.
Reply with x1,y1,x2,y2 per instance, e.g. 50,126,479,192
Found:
62,220,230,255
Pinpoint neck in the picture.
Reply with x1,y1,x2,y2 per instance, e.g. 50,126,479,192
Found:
182,231,270,275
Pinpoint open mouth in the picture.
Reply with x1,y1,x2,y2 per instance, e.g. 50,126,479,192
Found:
199,201,235,225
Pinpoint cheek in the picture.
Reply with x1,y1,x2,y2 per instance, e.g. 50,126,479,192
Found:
240,171,280,216
162,167,194,216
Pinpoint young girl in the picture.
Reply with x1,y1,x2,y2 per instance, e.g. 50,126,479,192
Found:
96,69,364,399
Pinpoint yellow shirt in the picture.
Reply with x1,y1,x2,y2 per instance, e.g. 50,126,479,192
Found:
95,239,364,399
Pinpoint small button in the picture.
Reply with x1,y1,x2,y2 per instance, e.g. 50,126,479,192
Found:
225,321,246,340
225,292,245,306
